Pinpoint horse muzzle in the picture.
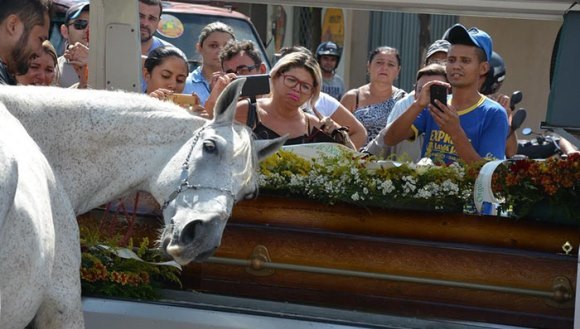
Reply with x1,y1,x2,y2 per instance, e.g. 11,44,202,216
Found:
161,212,228,265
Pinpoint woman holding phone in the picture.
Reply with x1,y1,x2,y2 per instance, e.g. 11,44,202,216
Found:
143,46,189,98
234,52,337,145
143,46,211,117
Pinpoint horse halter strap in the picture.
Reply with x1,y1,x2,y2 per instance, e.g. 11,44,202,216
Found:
161,124,236,212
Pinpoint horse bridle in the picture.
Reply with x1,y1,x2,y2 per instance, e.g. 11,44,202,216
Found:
161,124,237,212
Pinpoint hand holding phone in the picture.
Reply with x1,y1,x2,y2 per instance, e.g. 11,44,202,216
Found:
167,93,201,107
240,74,270,97
430,84,448,112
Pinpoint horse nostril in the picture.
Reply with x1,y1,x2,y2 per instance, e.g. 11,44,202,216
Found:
180,220,203,246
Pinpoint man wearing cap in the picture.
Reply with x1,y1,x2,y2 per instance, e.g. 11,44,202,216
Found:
0,0,51,85
384,24,508,164
57,2,90,87
425,39,451,66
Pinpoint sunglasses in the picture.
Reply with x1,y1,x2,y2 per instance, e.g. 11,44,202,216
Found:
68,19,88,31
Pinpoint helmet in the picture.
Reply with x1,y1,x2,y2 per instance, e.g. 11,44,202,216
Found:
480,51,506,95
316,41,341,66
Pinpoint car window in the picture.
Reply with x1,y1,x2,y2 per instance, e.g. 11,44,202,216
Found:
156,13,270,70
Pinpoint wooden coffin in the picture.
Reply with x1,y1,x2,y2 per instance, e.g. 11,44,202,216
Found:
178,196,578,329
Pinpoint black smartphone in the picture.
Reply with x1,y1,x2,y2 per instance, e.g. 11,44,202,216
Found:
430,84,448,111
240,74,270,97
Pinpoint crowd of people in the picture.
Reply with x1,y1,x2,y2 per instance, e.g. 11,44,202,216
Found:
1,0,577,163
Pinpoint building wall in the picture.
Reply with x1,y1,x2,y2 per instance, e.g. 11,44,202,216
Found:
342,10,370,92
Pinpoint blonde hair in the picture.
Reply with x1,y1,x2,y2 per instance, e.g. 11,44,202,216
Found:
41,40,59,85
41,40,58,66
17,40,59,85
270,52,321,107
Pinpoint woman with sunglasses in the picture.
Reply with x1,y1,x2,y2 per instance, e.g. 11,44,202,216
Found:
235,52,337,145
16,40,58,86
57,2,90,88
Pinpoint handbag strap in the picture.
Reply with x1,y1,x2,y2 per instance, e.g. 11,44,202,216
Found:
392,87,406,101
245,98,257,129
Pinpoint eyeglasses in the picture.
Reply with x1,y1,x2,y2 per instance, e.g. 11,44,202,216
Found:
281,74,314,95
225,64,259,75
68,19,88,31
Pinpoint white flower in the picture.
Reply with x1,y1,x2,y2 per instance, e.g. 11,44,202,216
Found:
378,180,395,194
416,189,432,199
401,175,417,194
441,179,459,195
351,192,360,201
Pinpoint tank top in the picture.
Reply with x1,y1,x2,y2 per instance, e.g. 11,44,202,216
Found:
246,100,310,145
354,87,406,146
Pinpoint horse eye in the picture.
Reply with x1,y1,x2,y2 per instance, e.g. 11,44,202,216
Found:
203,140,217,153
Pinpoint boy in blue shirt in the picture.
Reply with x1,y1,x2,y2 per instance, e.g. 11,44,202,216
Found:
384,24,508,164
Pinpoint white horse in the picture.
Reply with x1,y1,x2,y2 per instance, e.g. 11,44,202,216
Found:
0,105,83,328
0,79,285,328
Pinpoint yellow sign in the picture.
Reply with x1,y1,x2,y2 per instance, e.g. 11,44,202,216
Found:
157,14,185,39
274,6,287,52
321,8,344,46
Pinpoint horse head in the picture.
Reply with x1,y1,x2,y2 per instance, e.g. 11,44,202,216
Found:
157,78,286,265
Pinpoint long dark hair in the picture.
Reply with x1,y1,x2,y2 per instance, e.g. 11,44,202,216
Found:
368,46,401,66
143,46,189,74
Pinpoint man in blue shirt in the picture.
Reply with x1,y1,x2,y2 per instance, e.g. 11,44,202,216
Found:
384,24,508,164
139,0,176,91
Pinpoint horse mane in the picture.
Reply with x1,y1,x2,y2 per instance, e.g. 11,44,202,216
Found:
231,123,259,188
2,86,205,145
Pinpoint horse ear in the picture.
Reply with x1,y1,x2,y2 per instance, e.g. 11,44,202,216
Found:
213,78,245,124
255,135,288,162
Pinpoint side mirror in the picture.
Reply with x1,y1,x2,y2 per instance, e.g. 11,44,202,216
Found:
511,109,527,131
509,91,523,110
522,127,533,136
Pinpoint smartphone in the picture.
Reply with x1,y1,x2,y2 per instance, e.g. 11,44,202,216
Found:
240,74,270,97
430,84,448,112
167,93,200,107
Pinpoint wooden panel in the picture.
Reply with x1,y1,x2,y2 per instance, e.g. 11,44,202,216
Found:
82,195,578,328
181,223,576,328
231,196,580,254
